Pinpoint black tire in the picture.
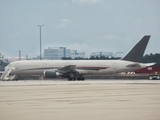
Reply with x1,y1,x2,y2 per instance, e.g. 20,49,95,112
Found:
79,77,85,81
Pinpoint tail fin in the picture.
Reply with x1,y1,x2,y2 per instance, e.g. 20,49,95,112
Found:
122,35,150,62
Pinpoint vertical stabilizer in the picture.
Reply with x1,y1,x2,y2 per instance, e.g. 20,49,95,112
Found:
122,35,150,62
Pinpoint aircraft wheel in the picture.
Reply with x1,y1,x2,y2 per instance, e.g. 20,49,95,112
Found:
81,77,85,81
68,77,72,81
68,77,76,81
77,77,85,81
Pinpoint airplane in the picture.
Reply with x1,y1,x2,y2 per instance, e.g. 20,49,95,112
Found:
0,35,155,81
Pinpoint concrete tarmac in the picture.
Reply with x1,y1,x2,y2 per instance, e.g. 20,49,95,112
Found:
0,80,160,120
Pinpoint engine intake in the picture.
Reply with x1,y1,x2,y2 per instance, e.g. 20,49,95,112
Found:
44,71,60,78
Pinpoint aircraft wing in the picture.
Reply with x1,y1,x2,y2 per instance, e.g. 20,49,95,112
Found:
126,62,156,68
58,65,76,74
57,65,108,74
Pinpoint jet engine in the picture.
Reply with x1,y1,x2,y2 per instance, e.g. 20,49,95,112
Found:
44,70,60,78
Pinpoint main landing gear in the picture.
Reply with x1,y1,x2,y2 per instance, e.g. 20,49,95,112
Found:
68,76,85,81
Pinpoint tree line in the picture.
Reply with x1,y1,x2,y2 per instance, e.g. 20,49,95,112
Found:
62,53,160,66
142,53,160,66
1,53,160,66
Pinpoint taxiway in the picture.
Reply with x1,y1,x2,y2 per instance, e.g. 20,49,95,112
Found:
0,80,160,120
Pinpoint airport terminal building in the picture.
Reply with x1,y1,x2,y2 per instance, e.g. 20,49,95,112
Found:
90,52,114,58
44,47,85,60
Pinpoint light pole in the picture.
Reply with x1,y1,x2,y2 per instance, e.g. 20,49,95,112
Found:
38,25,44,60
26,55,28,60
19,50,21,60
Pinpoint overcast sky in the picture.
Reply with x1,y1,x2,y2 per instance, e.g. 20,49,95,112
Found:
0,0,160,58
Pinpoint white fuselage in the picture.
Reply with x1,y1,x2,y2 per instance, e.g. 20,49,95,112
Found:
6,60,147,77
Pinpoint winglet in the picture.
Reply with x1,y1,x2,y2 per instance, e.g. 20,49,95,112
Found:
122,35,151,62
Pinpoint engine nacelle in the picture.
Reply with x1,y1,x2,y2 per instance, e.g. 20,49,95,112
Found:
44,71,60,78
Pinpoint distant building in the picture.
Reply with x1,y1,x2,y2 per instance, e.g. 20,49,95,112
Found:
6,57,26,62
70,50,85,59
44,47,71,60
90,52,114,58
44,47,85,60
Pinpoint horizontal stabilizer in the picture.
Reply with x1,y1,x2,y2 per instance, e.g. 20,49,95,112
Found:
122,35,150,62
144,63,156,67
126,63,141,68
